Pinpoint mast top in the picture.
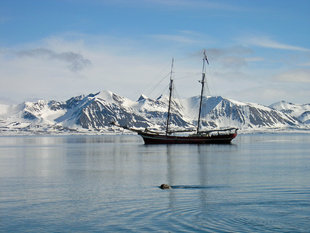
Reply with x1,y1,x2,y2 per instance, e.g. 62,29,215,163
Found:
203,49,209,65
197,49,209,134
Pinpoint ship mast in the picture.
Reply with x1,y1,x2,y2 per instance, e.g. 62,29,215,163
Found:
197,50,209,134
165,58,174,135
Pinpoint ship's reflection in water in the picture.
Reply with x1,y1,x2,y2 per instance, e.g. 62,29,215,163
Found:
0,134,309,232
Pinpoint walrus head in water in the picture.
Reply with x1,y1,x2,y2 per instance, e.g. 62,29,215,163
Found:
160,184,171,189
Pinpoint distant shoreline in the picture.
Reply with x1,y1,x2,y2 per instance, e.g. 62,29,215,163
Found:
1,128,310,137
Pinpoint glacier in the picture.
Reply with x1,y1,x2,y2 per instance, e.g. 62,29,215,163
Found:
0,90,309,135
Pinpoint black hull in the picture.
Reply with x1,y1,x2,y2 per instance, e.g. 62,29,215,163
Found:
138,132,237,144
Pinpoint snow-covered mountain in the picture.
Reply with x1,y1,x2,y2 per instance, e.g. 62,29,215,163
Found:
270,101,310,124
0,90,309,135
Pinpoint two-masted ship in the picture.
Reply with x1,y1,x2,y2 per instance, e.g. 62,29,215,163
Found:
112,50,238,144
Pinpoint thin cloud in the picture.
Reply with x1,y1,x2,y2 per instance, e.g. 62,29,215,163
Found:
0,16,10,24
143,0,244,10
149,30,213,46
18,48,91,72
299,62,310,67
98,0,245,11
243,36,310,52
244,57,264,62
206,46,262,68
150,34,200,44
208,46,253,56
274,68,310,83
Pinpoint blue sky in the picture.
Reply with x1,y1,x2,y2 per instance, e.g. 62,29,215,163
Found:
0,0,309,104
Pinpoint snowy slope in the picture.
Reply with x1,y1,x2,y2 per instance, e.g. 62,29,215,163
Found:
270,101,310,124
181,96,299,130
0,104,10,116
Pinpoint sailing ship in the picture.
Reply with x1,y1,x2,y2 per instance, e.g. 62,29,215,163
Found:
112,50,238,144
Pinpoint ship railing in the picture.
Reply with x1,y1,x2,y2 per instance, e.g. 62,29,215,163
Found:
145,128,195,135
198,128,238,135
166,129,196,134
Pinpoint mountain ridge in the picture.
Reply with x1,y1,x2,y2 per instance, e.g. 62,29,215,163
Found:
0,90,309,135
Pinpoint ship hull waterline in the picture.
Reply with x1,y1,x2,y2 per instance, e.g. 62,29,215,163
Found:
138,132,237,144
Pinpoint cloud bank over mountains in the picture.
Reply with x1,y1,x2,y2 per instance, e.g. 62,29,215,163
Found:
0,33,309,106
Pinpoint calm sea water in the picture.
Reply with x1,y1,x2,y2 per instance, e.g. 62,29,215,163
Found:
0,133,310,232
